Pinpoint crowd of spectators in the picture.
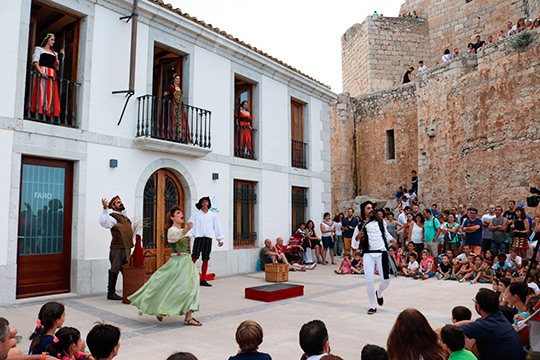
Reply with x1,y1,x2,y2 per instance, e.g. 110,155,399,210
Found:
3,297,540,360
403,13,540,83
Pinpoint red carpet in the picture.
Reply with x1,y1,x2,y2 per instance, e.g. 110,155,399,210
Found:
245,283,304,302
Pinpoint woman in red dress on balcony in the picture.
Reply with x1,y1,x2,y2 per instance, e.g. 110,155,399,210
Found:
163,74,189,142
234,100,253,157
29,33,64,118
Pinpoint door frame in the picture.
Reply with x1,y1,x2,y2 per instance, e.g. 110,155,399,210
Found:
16,156,73,298
143,169,185,278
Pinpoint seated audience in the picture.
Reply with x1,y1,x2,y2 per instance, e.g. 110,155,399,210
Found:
452,306,472,323
402,252,419,277
351,252,364,274
274,237,308,271
228,320,271,360
440,325,477,360
334,253,352,274
436,254,453,280
1,318,15,360
418,249,435,279
458,289,523,360
260,239,301,271
360,344,388,360
86,322,121,360
1,318,58,360
505,282,529,325
387,309,445,360
45,327,88,360
167,353,198,360
29,302,65,355
299,320,331,360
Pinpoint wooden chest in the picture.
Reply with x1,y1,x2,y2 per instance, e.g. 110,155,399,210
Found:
265,263,289,282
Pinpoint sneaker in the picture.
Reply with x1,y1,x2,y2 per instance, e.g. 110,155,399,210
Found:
367,308,377,315
459,278,465,283
309,263,317,270
435,273,442,280
419,272,426,280
443,274,451,280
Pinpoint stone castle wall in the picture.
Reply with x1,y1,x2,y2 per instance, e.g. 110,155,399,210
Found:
342,21,370,98
531,0,540,19
354,84,419,200
330,93,357,211
342,0,530,97
332,34,540,213
342,17,429,97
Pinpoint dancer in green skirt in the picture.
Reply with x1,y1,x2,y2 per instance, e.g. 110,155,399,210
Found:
128,205,202,325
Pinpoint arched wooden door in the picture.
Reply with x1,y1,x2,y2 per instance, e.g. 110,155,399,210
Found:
142,169,184,278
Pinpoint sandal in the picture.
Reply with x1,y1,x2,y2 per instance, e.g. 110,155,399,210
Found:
184,318,202,326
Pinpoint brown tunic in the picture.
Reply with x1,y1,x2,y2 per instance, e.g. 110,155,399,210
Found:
109,212,132,249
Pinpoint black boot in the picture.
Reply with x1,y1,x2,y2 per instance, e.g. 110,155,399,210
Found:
107,271,122,300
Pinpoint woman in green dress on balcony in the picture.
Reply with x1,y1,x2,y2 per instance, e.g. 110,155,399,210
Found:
128,205,201,326
164,74,190,142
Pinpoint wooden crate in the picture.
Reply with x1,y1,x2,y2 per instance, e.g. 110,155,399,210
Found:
265,263,289,282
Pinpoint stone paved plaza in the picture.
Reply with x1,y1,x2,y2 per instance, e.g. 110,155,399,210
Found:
2,266,484,360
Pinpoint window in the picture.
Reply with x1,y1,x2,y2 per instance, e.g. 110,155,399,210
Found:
386,129,395,160
291,99,307,168
292,187,308,234
25,3,81,127
234,78,255,159
233,180,257,247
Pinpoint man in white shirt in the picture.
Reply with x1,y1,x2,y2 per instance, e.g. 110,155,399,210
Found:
299,320,331,360
99,195,132,300
188,196,224,287
418,60,427,72
352,201,395,314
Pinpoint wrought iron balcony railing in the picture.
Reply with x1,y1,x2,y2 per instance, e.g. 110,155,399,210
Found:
136,94,211,148
291,140,307,169
24,70,80,127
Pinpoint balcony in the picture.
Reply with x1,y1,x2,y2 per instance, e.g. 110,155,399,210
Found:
24,70,81,127
234,124,256,159
135,94,212,157
291,140,307,169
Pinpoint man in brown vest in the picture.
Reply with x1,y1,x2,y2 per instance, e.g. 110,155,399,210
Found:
99,196,132,300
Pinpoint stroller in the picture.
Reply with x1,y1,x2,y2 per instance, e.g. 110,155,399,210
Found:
287,233,306,265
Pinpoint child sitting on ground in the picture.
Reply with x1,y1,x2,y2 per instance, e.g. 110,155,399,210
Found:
452,245,471,274
46,327,90,360
351,252,363,274
335,253,352,275
454,253,474,281
436,254,452,280
493,252,513,276
462,255,482,283
228,320,271,360
451,306,472,323
86,322,121,360
440,325,477,359
418,249,435,280
29,301,66,354
402,252,419,278
360,344,388,360
476,259,495,283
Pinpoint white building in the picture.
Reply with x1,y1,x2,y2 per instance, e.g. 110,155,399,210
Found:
0,0,335,303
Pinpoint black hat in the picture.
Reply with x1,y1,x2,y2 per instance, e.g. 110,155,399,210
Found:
195,196,212,210
360,200,374,220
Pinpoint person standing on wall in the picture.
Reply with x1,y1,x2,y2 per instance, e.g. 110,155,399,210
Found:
99,196,133,301
352,201,395,315
188,196,224,287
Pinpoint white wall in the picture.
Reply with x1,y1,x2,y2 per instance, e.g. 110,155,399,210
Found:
260,75,289,166
0,0,23,118
259,171,289,242
0,130,14,265
192,46,231,156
